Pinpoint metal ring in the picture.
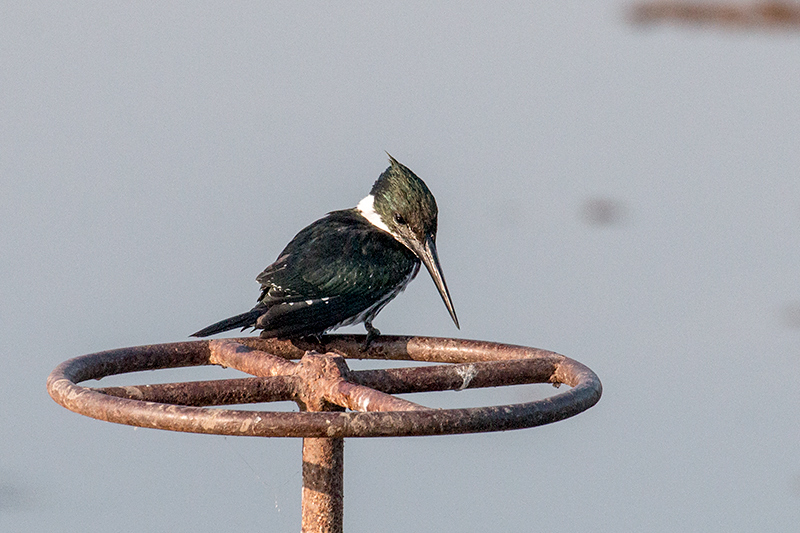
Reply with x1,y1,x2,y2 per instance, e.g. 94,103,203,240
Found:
47,335,602,438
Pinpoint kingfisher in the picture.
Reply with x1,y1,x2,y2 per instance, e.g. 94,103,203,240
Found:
191,155,459,344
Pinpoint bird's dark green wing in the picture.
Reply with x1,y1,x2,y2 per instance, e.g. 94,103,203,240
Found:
253,209,419,337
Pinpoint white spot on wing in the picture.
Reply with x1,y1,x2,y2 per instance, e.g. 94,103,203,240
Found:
356,194,391,233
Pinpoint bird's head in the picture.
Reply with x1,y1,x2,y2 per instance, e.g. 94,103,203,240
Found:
371,155,439,246
357,155,459,329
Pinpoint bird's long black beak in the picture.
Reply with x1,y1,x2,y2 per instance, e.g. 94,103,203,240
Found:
413,235,459,329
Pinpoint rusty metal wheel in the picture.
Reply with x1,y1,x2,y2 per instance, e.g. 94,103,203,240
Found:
48,334,601,533
47,335,601,438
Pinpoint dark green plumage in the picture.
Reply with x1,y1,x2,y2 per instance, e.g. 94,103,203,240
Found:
191,156,458,341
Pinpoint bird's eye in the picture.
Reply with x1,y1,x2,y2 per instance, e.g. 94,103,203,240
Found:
393,213,407,225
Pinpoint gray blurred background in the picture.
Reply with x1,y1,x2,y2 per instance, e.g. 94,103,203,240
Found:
2,2,799,531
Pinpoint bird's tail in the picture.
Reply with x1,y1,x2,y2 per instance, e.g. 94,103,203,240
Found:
190,308,264,337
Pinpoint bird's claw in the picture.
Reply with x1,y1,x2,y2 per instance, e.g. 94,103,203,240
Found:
363,322,381,349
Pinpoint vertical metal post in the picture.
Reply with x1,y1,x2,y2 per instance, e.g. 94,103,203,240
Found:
301,436,344,533
300,373,345,533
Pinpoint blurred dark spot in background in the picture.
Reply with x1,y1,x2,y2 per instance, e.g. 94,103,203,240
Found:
0,480,30,512
629,1,800,29
581,198,629,227
779,302,800,329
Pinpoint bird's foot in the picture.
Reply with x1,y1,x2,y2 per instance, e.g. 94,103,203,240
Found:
307,333,325,345
363,322,381,349
293,333,325,348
